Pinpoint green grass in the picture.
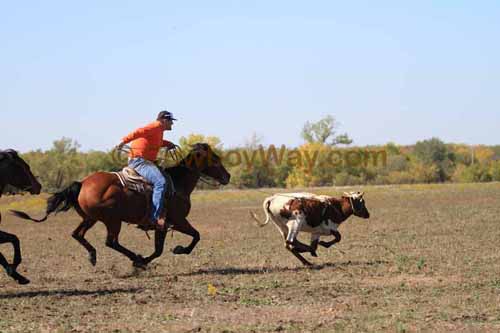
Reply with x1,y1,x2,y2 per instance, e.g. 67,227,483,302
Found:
1,182,500,332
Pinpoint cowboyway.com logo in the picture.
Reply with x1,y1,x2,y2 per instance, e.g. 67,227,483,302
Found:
219,145,387,172
112,144,387,172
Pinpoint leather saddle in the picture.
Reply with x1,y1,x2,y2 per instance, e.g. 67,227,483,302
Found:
113,167,153,193
113,167,175,196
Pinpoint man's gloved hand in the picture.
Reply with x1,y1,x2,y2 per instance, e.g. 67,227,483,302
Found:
116,142,125,151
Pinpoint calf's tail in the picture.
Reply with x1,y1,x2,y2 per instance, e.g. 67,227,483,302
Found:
250,197,273,227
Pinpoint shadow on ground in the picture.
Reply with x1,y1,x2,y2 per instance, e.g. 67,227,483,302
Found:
0,287,143,300
178,260,390,277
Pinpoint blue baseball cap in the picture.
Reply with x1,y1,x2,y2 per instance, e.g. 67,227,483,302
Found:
157,110,177,121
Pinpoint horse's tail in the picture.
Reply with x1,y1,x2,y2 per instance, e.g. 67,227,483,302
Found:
249,196,273,227
10,181,82,223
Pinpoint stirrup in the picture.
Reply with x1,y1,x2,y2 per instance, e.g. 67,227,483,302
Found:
136,224,155,231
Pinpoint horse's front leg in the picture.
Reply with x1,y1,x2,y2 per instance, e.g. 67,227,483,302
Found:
0,252,11,275
0,230,22,269
143,229,167,264
0,231,29,284
171,218,200,255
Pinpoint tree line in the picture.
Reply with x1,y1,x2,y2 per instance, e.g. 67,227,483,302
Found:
8,116,500,192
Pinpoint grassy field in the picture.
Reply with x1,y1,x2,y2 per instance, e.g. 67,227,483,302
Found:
1,183,500,332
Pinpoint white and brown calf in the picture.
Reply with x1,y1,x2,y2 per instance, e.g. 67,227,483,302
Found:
250,192,370,266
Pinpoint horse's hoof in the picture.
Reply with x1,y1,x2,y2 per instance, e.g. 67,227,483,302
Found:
89,253,97,266
9,270,30,285
16,275,30,285
133,255,147,269
311,251,318,257
172,246,187,255
132,257,146,268
133,261,147,269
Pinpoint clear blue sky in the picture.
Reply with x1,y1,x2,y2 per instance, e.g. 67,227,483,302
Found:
1,1,499,152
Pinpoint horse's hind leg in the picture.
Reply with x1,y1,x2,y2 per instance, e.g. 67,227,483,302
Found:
71,219,97,266
143,229,167,265
104,221,145,267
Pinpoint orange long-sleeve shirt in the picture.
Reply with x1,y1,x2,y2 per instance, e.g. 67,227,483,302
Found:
121,121,172,161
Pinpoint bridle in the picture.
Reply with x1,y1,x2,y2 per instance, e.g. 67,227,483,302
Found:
118,144,226,189
173,146,225,188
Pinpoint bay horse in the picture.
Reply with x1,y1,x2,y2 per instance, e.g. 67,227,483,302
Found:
0,149,42,284
11,143,230,268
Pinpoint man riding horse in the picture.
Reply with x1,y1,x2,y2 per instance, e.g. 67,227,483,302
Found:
11,109,231,268
117,110,177,231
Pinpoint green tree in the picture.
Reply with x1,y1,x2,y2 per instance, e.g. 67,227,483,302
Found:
228,134,287,188
301,115,352,146
22,138,84,192
413,138,455,182
178,133,223,151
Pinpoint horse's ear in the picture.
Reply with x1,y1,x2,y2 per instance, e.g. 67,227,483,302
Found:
196,143,209,151
191,143,209,152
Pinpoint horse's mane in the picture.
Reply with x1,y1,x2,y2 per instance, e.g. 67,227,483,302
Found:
163,143,205,178
164,163,189,179
162,142,218,183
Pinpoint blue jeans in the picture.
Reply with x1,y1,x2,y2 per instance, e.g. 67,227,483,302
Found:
128,158,169,222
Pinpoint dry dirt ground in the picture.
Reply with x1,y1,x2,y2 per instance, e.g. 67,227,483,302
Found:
1,183,500,332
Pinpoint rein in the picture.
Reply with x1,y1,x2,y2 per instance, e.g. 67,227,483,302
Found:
119,144,228,191
199,176,221,188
